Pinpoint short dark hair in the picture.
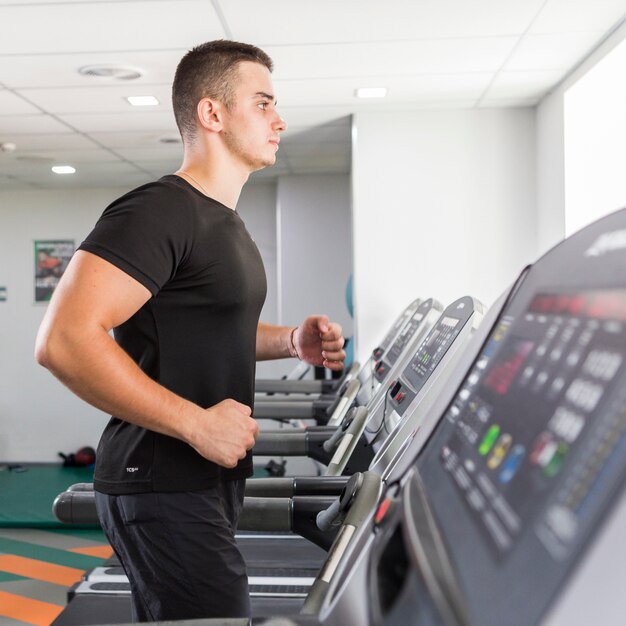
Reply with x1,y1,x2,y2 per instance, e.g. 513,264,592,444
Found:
172,40,273,143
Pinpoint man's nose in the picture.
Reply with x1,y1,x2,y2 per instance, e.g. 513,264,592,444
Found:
274,111,287,132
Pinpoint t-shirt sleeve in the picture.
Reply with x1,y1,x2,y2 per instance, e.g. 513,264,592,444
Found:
78,183,192,296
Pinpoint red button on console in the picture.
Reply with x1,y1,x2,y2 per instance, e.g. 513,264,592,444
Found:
375,498,392,524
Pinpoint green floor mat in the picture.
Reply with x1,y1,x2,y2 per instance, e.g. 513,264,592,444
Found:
0,464,96,528
0,463,276,528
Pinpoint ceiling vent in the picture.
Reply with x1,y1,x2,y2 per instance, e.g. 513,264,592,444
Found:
78,65,143,80
158,136,182,145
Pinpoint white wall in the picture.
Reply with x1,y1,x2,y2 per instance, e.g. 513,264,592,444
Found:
536,89,566,257
564,37,626,234
0,182,278,462
0,188,124,462
536,19,626,254
237,182,282,378
351,108,537,363
276,174,353,371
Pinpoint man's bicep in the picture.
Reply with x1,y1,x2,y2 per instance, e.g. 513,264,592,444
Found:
49,250,152,331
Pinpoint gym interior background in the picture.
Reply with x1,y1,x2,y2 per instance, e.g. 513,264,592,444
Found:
0,1,625,623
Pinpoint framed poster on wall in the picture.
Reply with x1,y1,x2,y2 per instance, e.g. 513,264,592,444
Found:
34,239,74,303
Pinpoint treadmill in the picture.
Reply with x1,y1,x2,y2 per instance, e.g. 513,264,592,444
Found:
319,206,626,626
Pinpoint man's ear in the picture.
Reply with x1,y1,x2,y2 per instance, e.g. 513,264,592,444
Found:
196,97,224,133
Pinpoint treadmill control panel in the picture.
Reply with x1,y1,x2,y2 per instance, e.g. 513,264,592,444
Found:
440,290,626,559
387,297,476,418
374,300,434,383
373,298,421,360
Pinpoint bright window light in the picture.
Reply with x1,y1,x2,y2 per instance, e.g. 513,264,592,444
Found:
564,38,626,235
355,87,387,99
126,95,159,106
52,165,76,175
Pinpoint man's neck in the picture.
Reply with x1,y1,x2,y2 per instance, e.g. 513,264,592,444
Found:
176,144,249,210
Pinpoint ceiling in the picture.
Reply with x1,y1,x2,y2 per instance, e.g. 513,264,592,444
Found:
0,0,624,191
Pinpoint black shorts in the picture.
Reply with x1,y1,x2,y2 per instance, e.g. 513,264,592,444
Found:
95,480,249,622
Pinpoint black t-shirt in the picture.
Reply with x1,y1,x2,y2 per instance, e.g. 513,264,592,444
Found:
79,175,267,494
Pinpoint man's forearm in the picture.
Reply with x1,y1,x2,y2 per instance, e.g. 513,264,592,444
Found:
36,322,202,444
256,321,297,361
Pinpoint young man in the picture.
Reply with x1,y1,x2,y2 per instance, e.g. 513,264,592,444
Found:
35,40,345,621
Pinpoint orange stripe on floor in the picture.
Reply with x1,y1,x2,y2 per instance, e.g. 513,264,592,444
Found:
69,544,113,559
0,554,83,587
0,590,63,626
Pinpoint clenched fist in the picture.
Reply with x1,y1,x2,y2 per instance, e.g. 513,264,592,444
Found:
187,398,259,468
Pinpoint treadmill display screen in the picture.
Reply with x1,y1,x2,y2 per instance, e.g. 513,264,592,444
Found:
404,313,465,395
383,314,424,367
375,302,419,356
440,290,626,560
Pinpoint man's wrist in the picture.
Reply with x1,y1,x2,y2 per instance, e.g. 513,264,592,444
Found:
176,400,204,447
288,326,300,359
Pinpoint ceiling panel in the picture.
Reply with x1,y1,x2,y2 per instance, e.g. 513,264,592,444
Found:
14,159,150,181
24,170,154,190
505,32,609,71
0,1,224,55
0,114,74,134
0,0,623,189
268,37,520,81
16,149,121,164
478,97,541,108
276,73,493,107
484,70,565,99
0,153,118,177
0,176,29,190
114,146,183,162
57,111,178,133
0,90,41,115
0,50,185,89
0,132,96,152
530,0,626,33
19,84,173,115
224,0,546,44
86,130,183,149
0,0,162,4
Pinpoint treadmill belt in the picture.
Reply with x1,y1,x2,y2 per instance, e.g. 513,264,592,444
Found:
237,535,326,570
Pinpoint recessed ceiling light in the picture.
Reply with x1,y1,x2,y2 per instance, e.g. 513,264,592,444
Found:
52,165,76,175
78,65,143,81
126,96,159,107
355,87,387,99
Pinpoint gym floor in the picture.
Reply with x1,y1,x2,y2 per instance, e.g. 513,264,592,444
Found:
0,528,112,625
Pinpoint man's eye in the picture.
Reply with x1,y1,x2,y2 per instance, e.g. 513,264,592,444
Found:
258,102,268,110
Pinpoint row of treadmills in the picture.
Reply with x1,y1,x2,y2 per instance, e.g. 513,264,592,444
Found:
51,208,626,625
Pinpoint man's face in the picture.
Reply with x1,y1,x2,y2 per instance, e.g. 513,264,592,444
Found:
220,61,287,172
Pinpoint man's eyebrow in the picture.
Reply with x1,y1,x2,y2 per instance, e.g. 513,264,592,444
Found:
255,91,277,104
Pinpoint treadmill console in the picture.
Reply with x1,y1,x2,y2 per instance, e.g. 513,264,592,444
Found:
374,300,435,383
386,297,477,422
371,209,626,626
440,290,626,559
372,298,422,360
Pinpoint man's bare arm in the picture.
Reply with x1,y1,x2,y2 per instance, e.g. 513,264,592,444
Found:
35,250,258,468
